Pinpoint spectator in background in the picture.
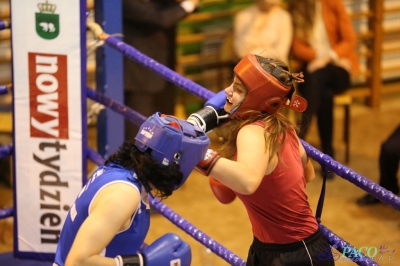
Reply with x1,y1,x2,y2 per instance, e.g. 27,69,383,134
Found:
122,0,200,139
233,0,292,65
357,124,400,205
288,0,359,178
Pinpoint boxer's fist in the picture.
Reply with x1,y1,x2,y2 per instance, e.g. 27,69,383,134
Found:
195,149,220,176
142,233,191,266
209,177,236,204
187,106,229,132
187,90,229,132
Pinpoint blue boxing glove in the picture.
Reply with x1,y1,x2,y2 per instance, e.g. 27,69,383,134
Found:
114,233,191,266
142,233,191,266
205,89,227,110
187,90,230,132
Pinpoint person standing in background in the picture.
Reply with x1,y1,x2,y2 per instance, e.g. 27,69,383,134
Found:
233,0,292,65
122,0,200,139
288,0,359,177
357,124,400,205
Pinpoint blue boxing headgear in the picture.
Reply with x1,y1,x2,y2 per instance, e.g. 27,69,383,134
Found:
135,112,210,189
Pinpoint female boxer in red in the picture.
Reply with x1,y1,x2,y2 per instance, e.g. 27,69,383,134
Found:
194,54,335,265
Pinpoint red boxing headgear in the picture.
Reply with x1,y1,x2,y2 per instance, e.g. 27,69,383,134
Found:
231,54,307,119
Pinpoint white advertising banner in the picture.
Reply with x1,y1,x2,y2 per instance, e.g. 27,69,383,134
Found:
11,0,85,259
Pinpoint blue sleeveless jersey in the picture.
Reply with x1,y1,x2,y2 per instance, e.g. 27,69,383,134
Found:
54,163,150,266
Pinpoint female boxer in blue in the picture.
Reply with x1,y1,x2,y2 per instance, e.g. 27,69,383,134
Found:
53,113,209,266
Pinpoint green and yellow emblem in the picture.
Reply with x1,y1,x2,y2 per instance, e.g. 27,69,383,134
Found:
35,0,59,40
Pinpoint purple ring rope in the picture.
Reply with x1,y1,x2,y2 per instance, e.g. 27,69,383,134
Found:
0,207,13,219
320,224,378,265
0,20,10,30
87,147,105,166
0,84,9,95
301,140,400,210
0,144,13,159
103,36,215,101
149,194,246,266
0,144,15,220
86,87,146,126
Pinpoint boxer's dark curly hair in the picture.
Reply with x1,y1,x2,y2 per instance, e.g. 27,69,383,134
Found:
104,141,183,199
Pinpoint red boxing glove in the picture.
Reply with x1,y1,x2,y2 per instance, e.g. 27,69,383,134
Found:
195,149,220,176
209,177,236,204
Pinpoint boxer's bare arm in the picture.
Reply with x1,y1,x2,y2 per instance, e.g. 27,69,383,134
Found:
65,183,140,266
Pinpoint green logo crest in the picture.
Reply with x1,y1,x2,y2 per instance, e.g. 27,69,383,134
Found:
35,1,59,40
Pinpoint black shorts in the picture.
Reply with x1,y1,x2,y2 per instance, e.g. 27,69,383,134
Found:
246,229,335,266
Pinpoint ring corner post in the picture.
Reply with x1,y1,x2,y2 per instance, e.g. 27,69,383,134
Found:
94,0,124,159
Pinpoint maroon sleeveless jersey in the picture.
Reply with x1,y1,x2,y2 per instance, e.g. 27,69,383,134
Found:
235,121,318,244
